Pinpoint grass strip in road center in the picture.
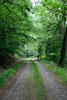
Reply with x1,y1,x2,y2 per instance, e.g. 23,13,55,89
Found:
0,60,25,88
31,61,47,100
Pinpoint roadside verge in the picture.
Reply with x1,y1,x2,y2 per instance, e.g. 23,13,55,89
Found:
0,60,25,89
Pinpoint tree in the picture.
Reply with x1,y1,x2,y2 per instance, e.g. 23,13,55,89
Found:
33,0,67,66
0,0,33,66
58,26,67,66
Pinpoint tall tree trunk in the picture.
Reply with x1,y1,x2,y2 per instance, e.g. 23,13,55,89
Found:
58,26,67,66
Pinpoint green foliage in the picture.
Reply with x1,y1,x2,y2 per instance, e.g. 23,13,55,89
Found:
0,61,24,88
0,0,67,66
45,34,63,62
0,0,33,61
33,0,67,64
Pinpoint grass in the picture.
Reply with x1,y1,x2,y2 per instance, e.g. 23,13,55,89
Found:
0,60,25,88
31,61,47,100
41,60,67,85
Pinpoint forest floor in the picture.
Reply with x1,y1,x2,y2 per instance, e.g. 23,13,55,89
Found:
0,61,67,100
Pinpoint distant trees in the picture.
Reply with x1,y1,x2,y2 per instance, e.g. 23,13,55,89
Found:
33,0,67,66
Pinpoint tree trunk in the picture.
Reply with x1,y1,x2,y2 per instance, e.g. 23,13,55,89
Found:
58,26,67,67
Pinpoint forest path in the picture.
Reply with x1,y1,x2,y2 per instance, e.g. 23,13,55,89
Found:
1,61,67,100
1,61,37,100
35,61,67,100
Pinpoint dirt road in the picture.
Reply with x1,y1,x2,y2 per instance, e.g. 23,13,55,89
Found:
35,61,67,100
0,61,67,100
1,61,37,100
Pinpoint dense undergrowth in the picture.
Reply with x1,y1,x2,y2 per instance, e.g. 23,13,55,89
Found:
41,60,67,85
0,61,25,88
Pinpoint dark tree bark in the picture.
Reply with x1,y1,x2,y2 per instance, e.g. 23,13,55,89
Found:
37,44,42,60
58,26,67,66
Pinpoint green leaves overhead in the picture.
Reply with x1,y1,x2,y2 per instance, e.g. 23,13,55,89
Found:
0,0,33,57
0,0,67,66
32,0,67,64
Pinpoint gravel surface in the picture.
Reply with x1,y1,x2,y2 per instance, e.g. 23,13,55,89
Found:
1,61,36,100
35,61,67,100
1,60,67,100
